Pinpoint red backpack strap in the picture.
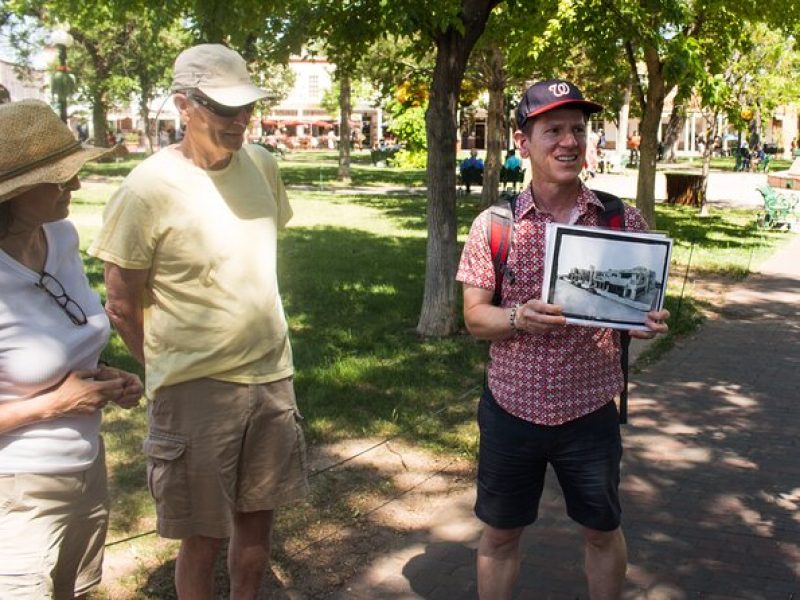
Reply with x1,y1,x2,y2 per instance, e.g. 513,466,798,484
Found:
486,192,517,306
593,190,626,230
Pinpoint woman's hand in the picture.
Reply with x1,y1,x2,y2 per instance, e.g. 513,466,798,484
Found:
96,366,143,409
51,369,125,416
629,309,671,339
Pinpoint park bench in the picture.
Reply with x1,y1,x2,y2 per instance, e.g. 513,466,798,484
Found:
370,146,400,166
256,141,285,159
499,166,524,191
458,166,483,194
734,147,752,172
756,185,799,230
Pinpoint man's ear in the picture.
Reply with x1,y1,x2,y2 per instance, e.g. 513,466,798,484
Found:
513,130,530,159
173,93,192,121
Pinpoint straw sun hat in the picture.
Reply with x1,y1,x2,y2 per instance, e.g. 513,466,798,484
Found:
0,99,113,203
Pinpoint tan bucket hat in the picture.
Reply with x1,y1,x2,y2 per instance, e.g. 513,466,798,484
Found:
0,99,113,203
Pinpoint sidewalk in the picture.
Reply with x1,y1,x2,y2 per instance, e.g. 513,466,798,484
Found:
333,233,800,599
305,168,771,208
591,169,769,208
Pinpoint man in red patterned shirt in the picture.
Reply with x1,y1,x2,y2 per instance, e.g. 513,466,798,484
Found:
457,80,670,599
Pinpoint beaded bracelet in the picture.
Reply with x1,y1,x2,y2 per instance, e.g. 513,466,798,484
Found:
509,303,520,331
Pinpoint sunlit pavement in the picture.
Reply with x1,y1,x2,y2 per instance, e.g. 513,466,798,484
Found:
589,168,769,208
334,234,800,599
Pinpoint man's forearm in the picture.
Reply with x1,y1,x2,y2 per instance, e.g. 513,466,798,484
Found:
104,263,150,366
464,304,518,341
106,302,145,364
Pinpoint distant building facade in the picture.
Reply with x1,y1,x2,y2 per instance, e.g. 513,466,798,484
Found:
261,55,384,148
0,59,48,103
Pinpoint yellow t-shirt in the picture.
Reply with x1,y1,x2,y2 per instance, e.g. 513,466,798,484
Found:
89,144,293,396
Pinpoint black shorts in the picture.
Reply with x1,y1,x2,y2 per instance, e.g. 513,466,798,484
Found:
475,388,622,531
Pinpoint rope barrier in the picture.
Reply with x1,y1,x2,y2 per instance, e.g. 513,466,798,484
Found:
286,454,463,559
103,384,481,549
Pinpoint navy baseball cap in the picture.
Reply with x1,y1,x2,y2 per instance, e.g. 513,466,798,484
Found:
515,79,603,130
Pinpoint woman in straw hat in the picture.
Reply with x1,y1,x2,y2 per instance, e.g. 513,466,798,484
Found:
0,100,142,599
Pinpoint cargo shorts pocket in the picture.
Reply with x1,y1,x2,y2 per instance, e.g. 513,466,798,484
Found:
0,474,17,515
143,431,190,521
291,408,308,494
292,409,309,480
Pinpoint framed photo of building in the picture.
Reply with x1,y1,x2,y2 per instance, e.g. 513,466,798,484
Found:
542,224,673,330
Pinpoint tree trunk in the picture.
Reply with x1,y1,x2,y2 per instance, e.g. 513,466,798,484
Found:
416,0,499,337
480,86,504,208
662,105,685,162
635,46,670,229
68,34,112,149
417,38,463,337
480,44,506,209
617,77,631,156
92,91,109,148
698,111,720,214
138,81,154,154
338,70,352,182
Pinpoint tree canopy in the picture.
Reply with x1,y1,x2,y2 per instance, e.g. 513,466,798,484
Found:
2,0,799,335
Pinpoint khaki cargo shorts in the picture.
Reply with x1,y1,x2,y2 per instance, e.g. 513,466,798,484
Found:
144,377,309,539
0,440,109,599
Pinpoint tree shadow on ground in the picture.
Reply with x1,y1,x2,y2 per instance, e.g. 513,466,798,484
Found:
394,269,800,598
89,222,485,546
279,225,485,448
280,164,426,188
135,442,475,599
313,191,482,235
657,205,787,253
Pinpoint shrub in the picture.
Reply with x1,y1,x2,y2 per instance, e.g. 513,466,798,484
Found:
389,149,427,169
386,102,427,152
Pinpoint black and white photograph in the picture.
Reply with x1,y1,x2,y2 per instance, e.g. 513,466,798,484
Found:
542,224,673,330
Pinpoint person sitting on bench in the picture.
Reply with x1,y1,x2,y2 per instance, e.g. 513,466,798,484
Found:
460,149,484,193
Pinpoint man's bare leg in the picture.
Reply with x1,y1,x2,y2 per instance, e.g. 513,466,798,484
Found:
584,526,627,600
175,535,225,600
228,510,274,600
476,525,525,600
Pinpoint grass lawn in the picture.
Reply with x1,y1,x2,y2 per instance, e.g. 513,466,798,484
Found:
75,152,793,459
71,152,793,596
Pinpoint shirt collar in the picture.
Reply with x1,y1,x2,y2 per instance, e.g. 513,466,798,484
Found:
514,180,603,220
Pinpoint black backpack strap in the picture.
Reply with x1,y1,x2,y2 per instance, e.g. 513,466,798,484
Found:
618,331,630,424
593,189,626,230
592,189,630,424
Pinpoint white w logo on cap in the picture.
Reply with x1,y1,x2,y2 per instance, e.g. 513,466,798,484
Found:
548,82,571,97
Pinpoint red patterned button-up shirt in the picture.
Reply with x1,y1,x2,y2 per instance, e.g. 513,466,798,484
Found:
456,183,649,425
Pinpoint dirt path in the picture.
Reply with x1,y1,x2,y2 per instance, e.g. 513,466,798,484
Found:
96,438,476,599
94,267,749,599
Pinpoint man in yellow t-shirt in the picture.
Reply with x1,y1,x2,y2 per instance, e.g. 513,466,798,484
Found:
89,44,308,599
